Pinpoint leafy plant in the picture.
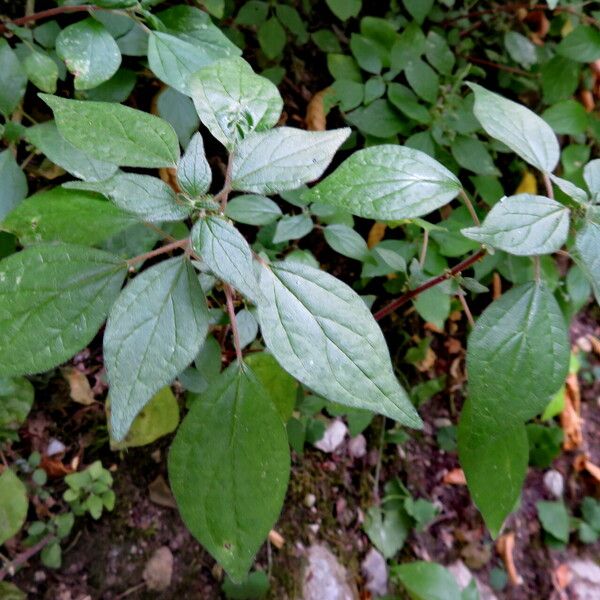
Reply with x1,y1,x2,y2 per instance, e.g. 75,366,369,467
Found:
63,460,115,520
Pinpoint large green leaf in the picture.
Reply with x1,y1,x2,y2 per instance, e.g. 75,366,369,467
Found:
105,257,208,440
393,560,463,600
256,261,422,428
168,364,290,582
304,145,461,220
468,83,559,173
25,121,118,182
40,95,180,168
0,469,28,545
0,39,27,117
191,216,260,303
56,18,121,90
2,188,135,246
231,127,350,194
0,377,34,435
0,150,27,220
188,57,282,148
557,26,600,63
467,282,569,422
458,401,528,538
584,159,600,198
0,244,127,377
65,173,191,222
574,218,600,304
462,194,569,256
176,132,211,197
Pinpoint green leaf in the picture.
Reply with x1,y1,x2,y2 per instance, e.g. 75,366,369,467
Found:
257,261,422,428
346,100,406,138
65,173,191,222
225,195,282,226
41,541,61,568
541,56,580,104
272,214,313,244
0,150,27,220
25,121,118,182
326,0,361,21
305,145,461,220
584,159,600,196
557,26,600,63
390,23,426,73
425,31,454,75
468,83,559,173
403,0,434,24
542,99,589,136
0,469,28,545
549,174,588,205
0,582,26,600
393,561,462,600
22,49,58,93
56,18,121,90
105,256,209,441
504,31,537,69
0,39,27,117
258,17,286,60
0,244,127,377
323,224,369,261
405,58,439,103
244,352,298,421
364,506,410,558
2,188,135,246
110,386,179,449
40,95,180,168
458,401,528,538
0,377,34,434
231,127,350,194
85,68,136,103
191,216,260,303
387,83,431,124
236,1,269,26
168,364,290,582
188,57,282,149
327,53,362,82
451,136,497,176
467,282,569,422
462,194,569,256
176,132,211,197
156,87,200,149
574,219,600,304
350,34,382,74
537,501,570,542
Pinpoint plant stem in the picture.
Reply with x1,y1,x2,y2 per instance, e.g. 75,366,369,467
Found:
458,293,476,327
0,5,94,33
418,229,429,267
464,55,536,77
374,248,487,321
214,154,234,210
224,284,243,363
459,189,481,226
533,256,541,283
542,173,554,199
126,238,188,267
0,535,54,580
373,416,386,504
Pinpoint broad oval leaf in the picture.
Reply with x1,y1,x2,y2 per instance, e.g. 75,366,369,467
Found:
191,216,260,303
176,132,211,197
256,261,422,428
467,282,569,422
65,173,191,222
304,145,461,220
0,469,28,545
105,256,209,441
0,150,27,220
0,39,27,117
323,223,369,261
2,187,135,246
40,94,180,168
574,218,600,305
0,377,34,434
188,57,283,148
225,194,282,226
56,18,121,90
25,121,118,182
394,560,463,600
0,244,127,377
584,159,600,198
231,127,351,194
168,364,290,582
468,83,559,173
461,194,569,256
458,400,528,538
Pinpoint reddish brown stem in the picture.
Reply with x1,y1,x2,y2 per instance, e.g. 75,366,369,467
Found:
0,5,95,33
0,535,55,580
126,238,188,267
224,284,243,363
374,248,487,321
465,55,535,77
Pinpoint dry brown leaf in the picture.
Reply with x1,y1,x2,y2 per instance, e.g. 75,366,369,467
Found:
37,161,65,180
587,335,600,356
268,529,285,549
444,338,462,354
553,563,572,590
424,322,444,334
40,456,74,478
149,475,177,509
64,367,95,405
305,88,331,131
581,89,595,112
583,458,600,483
416,346,436,372
496,532,523,586
367,222,387,248
443,468,466,485
159,167,180,193
561,372,583,450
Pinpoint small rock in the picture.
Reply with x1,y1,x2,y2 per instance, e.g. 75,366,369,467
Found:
302,544,357,600
315,420,347,453
304,493,316,508
567,559,600,599
148,475,177,509
447,560,498,600
433,417,452,428
347,435,367,458
308,523,320,534
361,548,387,597
46,439,66,457
34,570,46,583
142,546,173,592
543,469,564,498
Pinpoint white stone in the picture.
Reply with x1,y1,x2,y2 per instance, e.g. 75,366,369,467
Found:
302,544,357,600
567,559,600,600
361,548,387,597
543,469,564,498
315,420,348,453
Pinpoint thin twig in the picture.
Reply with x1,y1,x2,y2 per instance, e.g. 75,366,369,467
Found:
459,189,481,226
224,284,243,363
373,416,386,504
143,222,177,243
214,154,234,210
0,535,55,580
0,5,93,34
374,248,487,321
126,238,188,267
543,173,554,199
464,55,536,77
458,293,476,327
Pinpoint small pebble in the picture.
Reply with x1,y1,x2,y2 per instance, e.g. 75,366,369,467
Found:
347,434,367,458
543,469,564,498
304,493,316,508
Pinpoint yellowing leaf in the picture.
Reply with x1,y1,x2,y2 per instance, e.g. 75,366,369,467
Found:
515,170,538,195
368,222,387,248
